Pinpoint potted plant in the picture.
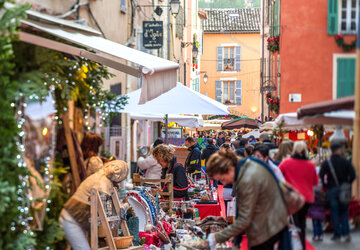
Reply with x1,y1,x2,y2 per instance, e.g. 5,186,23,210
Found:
224,100,232,105
267,36,279,53
266,92,280,114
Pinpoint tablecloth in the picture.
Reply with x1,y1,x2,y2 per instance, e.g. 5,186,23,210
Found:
194,202,221,219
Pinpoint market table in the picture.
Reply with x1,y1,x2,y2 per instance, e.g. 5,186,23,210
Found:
194,202,221,219
193,184,225,220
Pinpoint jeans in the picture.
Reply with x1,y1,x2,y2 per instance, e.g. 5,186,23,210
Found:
59,209,91,250
312,219,323,236
327,187,350,237
250,227,283,250
292,203,310,250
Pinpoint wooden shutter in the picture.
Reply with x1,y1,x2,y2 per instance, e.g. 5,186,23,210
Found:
235,80,242,105
217,46,223,71
235,46,241,71
328,0,338,34
215,80,222,102
337,58,355,98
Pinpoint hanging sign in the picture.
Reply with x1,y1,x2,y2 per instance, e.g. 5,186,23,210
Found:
161,128,182,138
143,21,163,49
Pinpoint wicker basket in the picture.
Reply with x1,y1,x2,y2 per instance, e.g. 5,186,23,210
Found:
113,236,134,249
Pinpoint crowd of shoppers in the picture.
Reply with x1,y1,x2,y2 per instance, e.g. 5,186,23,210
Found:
133,130,356,250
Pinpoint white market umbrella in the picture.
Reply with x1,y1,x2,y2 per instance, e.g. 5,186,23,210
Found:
119,83,229,115
117,82,229,142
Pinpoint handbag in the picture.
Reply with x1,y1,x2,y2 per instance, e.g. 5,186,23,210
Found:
278,181,305,215
327,159,352,205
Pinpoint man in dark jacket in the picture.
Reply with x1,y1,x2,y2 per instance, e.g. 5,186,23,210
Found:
216,132,226,147
320,142,356,242
235,138,248,157
185,137,202,179
259,132,277,149
201,138,219,166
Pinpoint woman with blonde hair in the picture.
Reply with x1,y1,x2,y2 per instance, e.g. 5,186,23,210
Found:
274,139,294,164
152,144,188,199
279,141,318,250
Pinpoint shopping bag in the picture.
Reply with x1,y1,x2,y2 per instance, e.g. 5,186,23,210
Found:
226,198,236,223
289,218,302,250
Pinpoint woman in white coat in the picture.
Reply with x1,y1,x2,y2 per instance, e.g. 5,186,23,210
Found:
137,139,164,182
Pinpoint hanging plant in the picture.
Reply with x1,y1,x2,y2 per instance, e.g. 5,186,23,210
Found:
267,36,279,53
334,34,356,52
266,92,280,114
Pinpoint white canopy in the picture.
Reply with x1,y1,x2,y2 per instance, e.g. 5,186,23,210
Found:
119,83,230,115
12,2,179,104
242,129,261,139
273,111,355,129
130,113,204,128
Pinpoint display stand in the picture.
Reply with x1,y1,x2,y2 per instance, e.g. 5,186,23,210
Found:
90,188,141,250
132,173,174,213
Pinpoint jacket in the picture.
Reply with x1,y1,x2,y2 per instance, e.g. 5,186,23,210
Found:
279,156,318,203
201,144,219,166
137,154,162,180
167,158,188,198
319,154,356,190
215,158,288,247
185,143,202,175
217,137,225,147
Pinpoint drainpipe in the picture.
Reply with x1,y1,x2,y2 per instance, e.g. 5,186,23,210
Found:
261,0,265,122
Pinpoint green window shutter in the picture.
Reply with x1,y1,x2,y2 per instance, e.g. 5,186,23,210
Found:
328,0,338,35
337,58,355,98
274,0,280,37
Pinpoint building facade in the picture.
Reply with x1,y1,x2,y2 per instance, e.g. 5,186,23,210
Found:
265,0,357,114
200,8,261,119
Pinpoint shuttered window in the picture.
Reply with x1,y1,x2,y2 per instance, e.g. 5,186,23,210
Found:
339,0,360,34
215,80,222,102
337,58,355,98
217,46,241,71
235,80,242,105
328,0,338,34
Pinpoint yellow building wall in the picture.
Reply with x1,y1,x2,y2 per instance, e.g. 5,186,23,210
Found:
200,33,261,119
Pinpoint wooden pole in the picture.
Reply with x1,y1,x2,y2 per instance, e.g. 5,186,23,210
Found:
353,17,360,200
90,189,98,250
63,113,81,189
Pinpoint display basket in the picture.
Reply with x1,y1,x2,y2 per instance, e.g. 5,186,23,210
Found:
113,236,134,249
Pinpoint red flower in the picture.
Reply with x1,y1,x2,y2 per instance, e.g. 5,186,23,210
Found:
336,34,342,40
268,98,272,102
274,37,279,41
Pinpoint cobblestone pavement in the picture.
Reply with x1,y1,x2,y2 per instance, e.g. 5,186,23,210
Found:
306,219,360,250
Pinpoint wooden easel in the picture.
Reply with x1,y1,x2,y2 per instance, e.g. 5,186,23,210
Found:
90,187,141,250
132,173,174,213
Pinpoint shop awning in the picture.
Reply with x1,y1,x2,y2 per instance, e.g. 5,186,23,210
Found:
297,96,354,119
15,4,179,104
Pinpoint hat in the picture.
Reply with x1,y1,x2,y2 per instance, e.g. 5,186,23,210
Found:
104,160,129,183
330,142,342,152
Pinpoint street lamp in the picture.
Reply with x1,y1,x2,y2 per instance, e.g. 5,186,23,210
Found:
170,0,180,16
203,73,208,83
140,0,181,17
